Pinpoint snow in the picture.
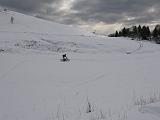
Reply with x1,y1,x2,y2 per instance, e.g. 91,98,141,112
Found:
127,103,160,120
0,9,160,120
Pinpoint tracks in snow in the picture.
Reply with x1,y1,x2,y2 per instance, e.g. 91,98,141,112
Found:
0,30,145,55
125,41,143,54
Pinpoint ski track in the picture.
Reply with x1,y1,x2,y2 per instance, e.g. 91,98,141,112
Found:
125,41,143,54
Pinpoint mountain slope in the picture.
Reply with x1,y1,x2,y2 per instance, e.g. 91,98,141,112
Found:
0,10,91,35
0,9,160,120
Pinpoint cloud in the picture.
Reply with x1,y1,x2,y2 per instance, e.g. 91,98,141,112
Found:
71,0,160,24
0,0,60,12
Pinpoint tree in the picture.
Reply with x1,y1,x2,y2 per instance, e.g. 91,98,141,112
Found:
133,26,138,38
115,31,119,37
146,26,151,38
122,27,127,37
155,25,160,36
138,25,142,39
141,26,148,40
108,25,154,42
153,27,158,38
126,28,130,37
152,25,160,38
119,31,122,36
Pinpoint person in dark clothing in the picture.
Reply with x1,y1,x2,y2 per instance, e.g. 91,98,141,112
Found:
62,54,69,61
10,16,14,24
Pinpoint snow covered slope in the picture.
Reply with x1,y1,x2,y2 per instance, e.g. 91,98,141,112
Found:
0,9,91,35
0,10,160,120
0,9,96,54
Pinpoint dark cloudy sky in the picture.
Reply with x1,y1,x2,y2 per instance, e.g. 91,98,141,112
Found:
0,0,160,33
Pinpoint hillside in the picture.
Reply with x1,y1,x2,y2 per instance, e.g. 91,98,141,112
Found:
0,9,92,35
0,10,160,120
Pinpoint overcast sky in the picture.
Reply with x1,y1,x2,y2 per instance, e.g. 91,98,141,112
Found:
0,0,160,33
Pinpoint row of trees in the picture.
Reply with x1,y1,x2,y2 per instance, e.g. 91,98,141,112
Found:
109,25,160,43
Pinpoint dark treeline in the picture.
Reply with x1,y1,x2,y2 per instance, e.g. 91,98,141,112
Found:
109,25,160,44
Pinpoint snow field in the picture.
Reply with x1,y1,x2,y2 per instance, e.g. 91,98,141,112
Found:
0,9,160,120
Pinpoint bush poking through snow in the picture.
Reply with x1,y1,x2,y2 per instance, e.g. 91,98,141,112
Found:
88,108,107,120
56,104,65,120
85,98,107,120
86,101,92,113
134,92,160,108
0,49,4,52
86,97,93,113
